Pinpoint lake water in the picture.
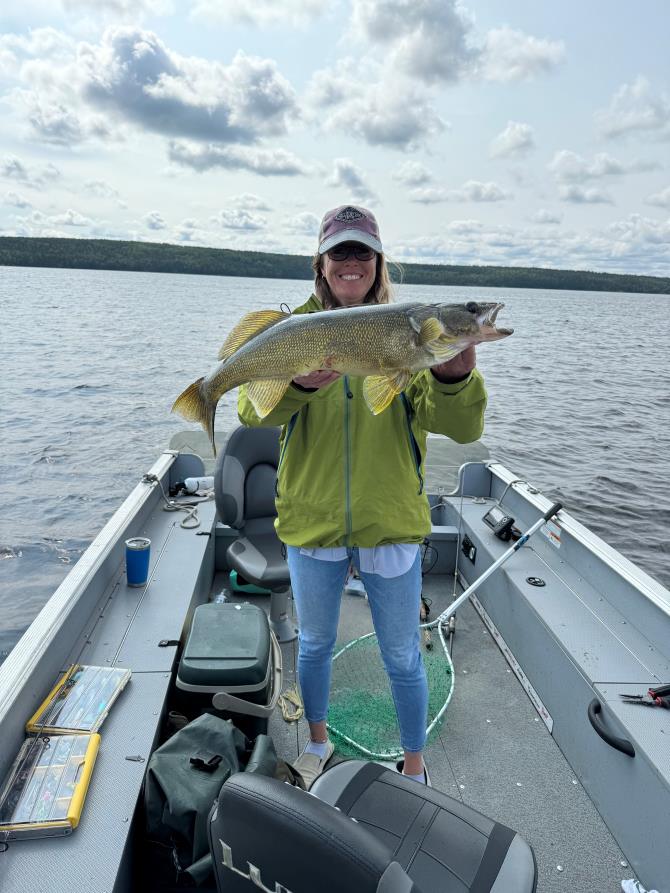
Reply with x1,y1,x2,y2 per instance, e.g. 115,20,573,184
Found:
1,265,669,663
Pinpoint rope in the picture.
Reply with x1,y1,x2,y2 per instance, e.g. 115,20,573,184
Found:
278,685,304,723
141,474,213,529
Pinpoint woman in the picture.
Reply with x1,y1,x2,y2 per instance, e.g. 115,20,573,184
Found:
238,205,487,788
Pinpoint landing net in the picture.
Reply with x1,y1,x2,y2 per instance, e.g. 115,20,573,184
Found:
327,626,454,760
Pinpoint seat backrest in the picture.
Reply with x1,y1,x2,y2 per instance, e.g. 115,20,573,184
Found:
214,426,281,530
209,773,419,893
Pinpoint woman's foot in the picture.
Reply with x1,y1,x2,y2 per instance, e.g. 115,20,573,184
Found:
294,739,335,789
396,759,431,786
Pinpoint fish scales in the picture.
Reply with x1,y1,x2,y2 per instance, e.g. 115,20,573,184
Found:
172,300,512,454
211,304,427,392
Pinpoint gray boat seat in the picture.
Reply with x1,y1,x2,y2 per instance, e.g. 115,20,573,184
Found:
214,425,297,642
208,761,537,893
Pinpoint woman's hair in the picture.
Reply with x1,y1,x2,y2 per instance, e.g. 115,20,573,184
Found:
311,252,399,308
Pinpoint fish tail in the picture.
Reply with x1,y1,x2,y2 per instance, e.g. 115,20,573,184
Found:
171,377,218,456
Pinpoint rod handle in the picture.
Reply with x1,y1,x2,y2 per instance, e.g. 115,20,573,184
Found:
542,502,562,522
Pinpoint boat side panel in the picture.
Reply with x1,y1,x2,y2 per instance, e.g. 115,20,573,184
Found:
447,493,670,893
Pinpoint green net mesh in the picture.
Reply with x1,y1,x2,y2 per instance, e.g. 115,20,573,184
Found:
327,630,454,760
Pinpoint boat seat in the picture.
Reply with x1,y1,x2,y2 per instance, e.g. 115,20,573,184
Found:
208,761,537,893
214,425,297,642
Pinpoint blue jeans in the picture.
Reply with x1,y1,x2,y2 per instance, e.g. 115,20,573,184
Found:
287,546,428,753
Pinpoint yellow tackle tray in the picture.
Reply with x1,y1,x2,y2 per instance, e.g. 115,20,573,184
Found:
0,734,100,839
26,664,131,735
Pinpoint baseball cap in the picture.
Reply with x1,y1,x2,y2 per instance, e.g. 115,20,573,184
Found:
318,205,383,255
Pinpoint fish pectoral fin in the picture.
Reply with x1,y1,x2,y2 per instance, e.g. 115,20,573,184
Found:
418,317,445,345
363,371,410,415
246,378,292,419
218,310,290,361
429,336,463,363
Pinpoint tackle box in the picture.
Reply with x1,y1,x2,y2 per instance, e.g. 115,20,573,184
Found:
176,603,281,735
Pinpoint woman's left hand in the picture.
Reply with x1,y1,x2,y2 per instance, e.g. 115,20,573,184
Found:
431,346,476,383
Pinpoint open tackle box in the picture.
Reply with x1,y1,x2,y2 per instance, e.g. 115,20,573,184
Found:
0,665,130,840
175,603,282,735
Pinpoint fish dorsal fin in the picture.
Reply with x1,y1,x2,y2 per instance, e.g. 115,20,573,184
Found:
218,310,290,361
246,378,292,419
418,317,444,345
363,370,411,415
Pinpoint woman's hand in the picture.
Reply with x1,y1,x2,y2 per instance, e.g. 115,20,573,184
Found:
293,370,341,390
431,346,476,383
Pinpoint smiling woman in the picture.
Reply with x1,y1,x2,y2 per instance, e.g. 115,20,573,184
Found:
310,205,394,309
234,202,491,788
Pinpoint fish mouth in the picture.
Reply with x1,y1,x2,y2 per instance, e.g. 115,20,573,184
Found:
477,302,513,341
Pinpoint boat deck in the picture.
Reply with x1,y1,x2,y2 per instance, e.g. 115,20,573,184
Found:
215,570,637,893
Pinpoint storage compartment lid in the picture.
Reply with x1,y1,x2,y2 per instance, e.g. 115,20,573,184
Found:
177,603,271,689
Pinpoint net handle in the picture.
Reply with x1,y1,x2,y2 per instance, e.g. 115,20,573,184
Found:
424,502,563,629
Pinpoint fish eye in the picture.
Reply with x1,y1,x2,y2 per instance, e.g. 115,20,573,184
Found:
465,301,479,314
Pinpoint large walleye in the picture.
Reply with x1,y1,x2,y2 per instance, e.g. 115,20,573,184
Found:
172,301,512,454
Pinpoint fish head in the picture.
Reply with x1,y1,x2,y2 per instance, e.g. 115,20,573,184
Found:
436,301,513,343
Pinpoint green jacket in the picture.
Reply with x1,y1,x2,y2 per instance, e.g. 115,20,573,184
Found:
238,295,487,548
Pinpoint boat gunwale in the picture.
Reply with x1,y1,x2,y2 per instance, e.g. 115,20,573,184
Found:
0,449,178,733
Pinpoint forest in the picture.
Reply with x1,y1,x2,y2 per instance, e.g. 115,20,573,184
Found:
1,236,668,294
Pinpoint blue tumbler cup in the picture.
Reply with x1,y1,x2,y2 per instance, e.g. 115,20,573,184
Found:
125,537,151,587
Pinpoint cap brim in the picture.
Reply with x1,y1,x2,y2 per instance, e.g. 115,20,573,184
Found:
319,229,383,255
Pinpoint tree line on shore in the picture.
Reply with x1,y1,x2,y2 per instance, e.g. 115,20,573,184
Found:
1,236,668,294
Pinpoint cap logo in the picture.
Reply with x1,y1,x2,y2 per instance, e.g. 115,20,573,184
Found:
334,206,364,222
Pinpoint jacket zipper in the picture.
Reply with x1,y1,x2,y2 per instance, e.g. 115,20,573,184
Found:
400,393,423,494
275,412,298,497
343,376,353,544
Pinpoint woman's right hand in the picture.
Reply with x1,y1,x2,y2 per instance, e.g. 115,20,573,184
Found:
293,370,341,390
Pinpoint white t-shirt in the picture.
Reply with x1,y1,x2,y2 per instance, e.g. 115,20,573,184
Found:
298,543,420,579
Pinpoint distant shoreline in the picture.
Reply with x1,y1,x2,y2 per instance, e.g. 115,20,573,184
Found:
1,235,668,294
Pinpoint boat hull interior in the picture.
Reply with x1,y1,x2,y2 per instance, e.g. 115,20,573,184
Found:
0,434,668,893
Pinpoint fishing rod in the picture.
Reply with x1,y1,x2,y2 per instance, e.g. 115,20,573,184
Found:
423,501,563,631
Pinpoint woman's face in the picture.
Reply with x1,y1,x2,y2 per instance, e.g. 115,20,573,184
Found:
321,242,377,307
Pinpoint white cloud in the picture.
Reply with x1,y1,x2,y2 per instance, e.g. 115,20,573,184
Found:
595,77,670,140
479,26,564,83
62,0,173,14
227,193,272,211
559,185,613,204
645,187,670,209
50,209,93,226
4,27,300,147
3,191,32,209
410,180,508,203
531,209,562,224
82,30,299,143
326,158,377,205
490,121,535,158
168,141,309,176
215,209,267,231
390,214,670,276
176,218,199,241
0,155,62,189
392,161,433,186
319,76,445,150
83,179,126,207
144,210,166,230
191,0,321,27
351,0,476,85
548,149,658,183
284,212,320,236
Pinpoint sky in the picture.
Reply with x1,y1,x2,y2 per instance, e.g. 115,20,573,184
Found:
0,0,669,276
